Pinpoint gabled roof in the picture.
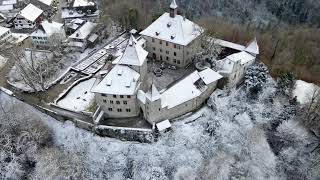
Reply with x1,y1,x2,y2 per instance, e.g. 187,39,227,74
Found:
227,51,256,65
91,65,140,95
31,20,63,37
145,83,160,102
140,12,202,46
117,35,148,66
37,0,53,6
244,37,259,55
69,21,96,40
73,0,95,7
19,4,43,22
0,26,10,36
170,0,178,9
161,69,222,109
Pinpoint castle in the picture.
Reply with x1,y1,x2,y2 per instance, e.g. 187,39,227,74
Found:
91,0,259,128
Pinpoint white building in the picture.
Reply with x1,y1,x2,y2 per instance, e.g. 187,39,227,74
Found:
138,68,222,125
140,0,202,67
216,38,259,87
30,20,65,46
67,21,96,52
13,4,43,30
92,35,148,119
0,25,12,42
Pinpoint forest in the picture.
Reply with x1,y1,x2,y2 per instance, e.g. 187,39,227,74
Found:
100,0,320,84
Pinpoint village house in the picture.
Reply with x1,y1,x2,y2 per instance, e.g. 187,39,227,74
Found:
216,38,259,87
30,20,65,47
30,0,55,14
140,0,202,68
92,35,148,119
67,21,96,52
0,25,12,42
65,18,85,35
13,4,43,30
61,0,99,24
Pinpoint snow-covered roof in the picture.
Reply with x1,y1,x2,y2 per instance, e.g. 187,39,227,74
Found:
156,119,171,131
146,84,161,102
214,38,245,51
0,25,9,36
19,4,43,22
140,12,202,46
161,69,222,109
61,8,99,19
2,0,17,5
170,0,178,9
69,21,96,40
37,0,53,6
0,4,13,11
198,68,223,85
91,65,141,95
31,20,63,37
11,33,29,44
73,0,95,7
227,51,256,65
137,90,146,104
117,35,148,66
244,38,259,55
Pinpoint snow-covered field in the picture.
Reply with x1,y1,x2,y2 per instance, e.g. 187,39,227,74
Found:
57,78,96,111
293,80,319,104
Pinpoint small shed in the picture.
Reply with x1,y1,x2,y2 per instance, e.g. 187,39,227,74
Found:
156,120,172,132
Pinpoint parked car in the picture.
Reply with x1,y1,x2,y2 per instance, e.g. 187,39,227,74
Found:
154,68,163,77
167,65,177,70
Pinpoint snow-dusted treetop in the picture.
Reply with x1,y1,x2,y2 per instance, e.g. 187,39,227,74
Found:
19,4,43,22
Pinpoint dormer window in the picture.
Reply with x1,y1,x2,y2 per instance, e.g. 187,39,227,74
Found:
171,34,176,39
167,22,172,28
155,31,160,36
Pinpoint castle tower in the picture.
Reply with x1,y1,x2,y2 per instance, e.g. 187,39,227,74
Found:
169,0,178,18
145,84,162,124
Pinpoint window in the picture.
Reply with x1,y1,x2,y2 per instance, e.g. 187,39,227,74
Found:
174,44,177,48
123,101,127,105
152,38,155,42
166,56,169,61
173,59,176,63
160,49,162,53
126,109,131,112
177,60,181,64
166,42,168,46
110,100,114,104
166,50,169,54
153,47,156,51
120,95,124,98
116,101,120,104
113,95,117,98
117,108,122,112
159,40,162,44
102,94,106,97
127,95,131,98
160,55,163,61
103,99,106,103
174,52,177,56
108,108,113,111
187,51,189,55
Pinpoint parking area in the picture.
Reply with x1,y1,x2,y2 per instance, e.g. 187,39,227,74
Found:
147,59,196,91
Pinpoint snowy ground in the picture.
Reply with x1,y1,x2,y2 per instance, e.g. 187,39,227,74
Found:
293,80,319,104
1,77,319,179
57,78,96,112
